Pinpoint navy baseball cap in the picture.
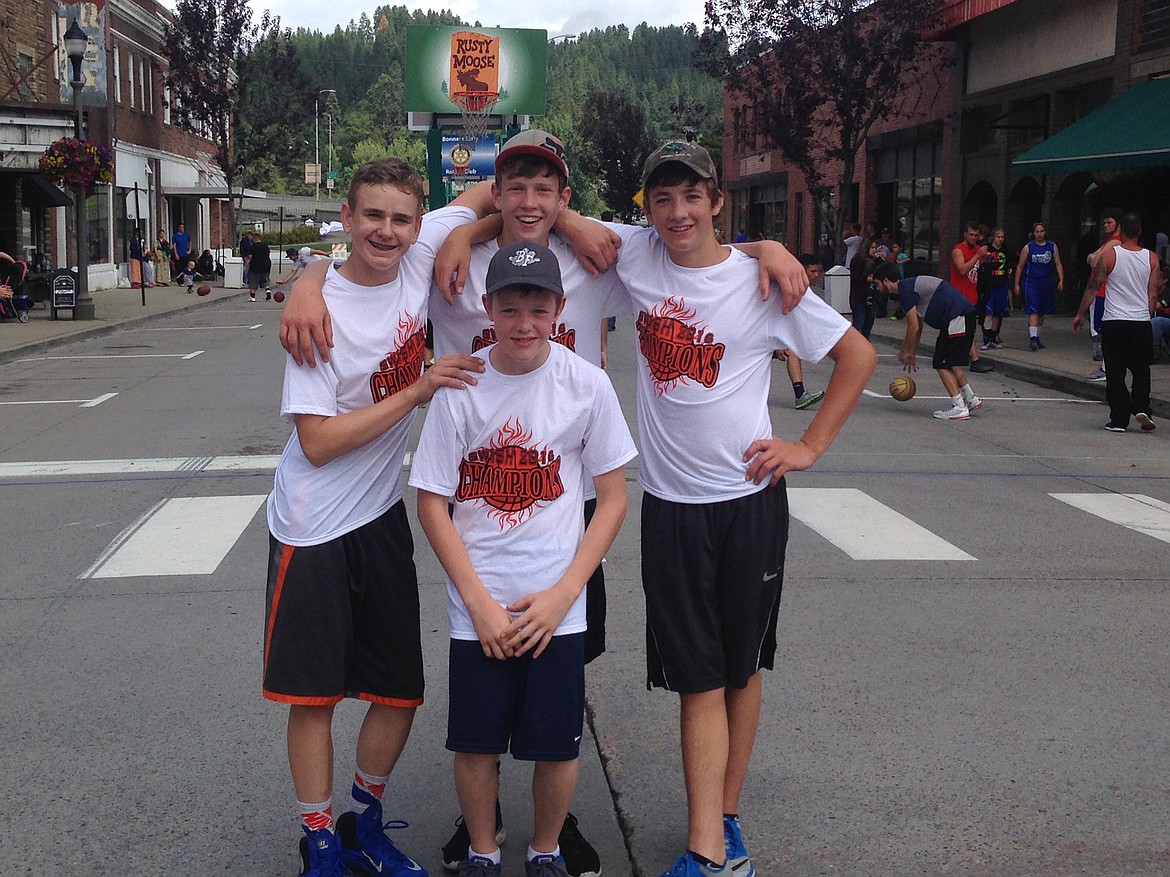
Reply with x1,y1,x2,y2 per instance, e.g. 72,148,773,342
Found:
485,242,564,296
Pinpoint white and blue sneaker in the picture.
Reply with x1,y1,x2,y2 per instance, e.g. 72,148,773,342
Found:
723,816,755,877
660,852,726,876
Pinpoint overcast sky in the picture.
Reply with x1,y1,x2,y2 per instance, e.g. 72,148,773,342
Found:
256,0,709,37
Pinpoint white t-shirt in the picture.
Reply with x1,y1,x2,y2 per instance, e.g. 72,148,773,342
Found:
267,206,475,545
609,224,850,504
408,343,638,640
429,232,629,368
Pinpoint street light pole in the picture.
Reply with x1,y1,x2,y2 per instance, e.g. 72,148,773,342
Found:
64,19,93,320
314,88,335,206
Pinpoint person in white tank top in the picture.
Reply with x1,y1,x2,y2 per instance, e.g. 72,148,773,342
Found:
1072,212,1162,431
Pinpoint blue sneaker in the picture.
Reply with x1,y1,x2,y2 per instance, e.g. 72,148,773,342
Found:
457,855,502,877
723,817,755,877
299,826,348,877
660,852,725,876
338,788,427,876
526,853,570,877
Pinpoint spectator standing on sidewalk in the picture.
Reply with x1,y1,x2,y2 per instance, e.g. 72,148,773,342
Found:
171,223,191,277
950,221,993,373
1072,212,1160,432
1081,210,1122,381
979,228,1011,349
1013,221,1064,351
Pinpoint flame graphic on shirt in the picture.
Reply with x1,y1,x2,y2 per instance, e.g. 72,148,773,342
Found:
635,296,725,393
370,313,426,403
456,418,563,530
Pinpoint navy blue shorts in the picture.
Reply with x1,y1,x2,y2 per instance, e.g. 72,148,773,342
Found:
447,634,585,761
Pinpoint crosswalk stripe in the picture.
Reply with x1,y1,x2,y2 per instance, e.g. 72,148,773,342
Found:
80,495,268,578
1050,493,1170,544
789,487,976,560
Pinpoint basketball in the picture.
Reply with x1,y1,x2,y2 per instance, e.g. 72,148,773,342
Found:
196,284,211,296
889,375,916,401
273,290,285,303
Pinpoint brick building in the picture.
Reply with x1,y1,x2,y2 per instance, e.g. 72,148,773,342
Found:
0,0,235,292
722,0,1170,295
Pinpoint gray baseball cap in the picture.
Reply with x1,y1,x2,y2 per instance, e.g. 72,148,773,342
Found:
641,140,719,188
496,129,569,177
485,242,564,296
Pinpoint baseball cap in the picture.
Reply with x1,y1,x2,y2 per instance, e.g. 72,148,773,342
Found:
495,129,569,178
641,141,719,188
485,242,564,297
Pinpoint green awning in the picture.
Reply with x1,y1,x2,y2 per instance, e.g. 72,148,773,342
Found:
1012,78,1170,175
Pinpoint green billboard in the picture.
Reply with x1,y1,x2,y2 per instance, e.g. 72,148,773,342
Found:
404,26,548,116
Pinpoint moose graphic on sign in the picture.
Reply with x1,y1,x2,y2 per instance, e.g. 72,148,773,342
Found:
449,30,500,106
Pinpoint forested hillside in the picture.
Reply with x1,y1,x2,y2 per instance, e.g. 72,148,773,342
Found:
235,5,723,214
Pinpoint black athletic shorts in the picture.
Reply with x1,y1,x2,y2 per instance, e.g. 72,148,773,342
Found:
446,633,585,761
583,498,606,664
641,481,789,693
263,501,424,707
932,313,976,370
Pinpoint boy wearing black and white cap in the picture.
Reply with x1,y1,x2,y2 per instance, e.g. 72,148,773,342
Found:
410,242,636,877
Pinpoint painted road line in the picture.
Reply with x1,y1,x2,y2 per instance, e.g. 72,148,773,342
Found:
862,388,1098,402
15,351,204,363
0,392,117,408
1050,493,1170,545
0,455,281,478
789,487,976,560
140,327,264,332
81,494,267,578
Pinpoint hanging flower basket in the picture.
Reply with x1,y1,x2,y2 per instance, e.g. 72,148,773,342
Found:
38,137,113,194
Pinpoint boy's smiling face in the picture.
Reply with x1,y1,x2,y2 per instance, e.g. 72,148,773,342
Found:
482,287,565,375
644,178,725,268
339,183,422,286
493,168,569,247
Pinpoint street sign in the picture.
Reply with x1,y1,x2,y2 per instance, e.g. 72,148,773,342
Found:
326,171,339,181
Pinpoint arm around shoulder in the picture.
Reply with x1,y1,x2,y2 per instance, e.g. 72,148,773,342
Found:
281,259,334,367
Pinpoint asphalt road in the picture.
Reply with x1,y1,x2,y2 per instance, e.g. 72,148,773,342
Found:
0,299,1167,876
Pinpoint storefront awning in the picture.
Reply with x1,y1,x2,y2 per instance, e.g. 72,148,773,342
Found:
1013,78,1170,175
22,174,73,208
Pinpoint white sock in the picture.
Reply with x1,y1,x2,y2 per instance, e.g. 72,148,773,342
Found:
470,846,502,864
528,844,561,861
298,798,334,833
1029,326,1039,338
961,385,976,403
952,394,965,409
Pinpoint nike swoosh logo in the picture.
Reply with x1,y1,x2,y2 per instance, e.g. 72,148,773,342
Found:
364,855,385,873
762,571,778,581
574,735,582,743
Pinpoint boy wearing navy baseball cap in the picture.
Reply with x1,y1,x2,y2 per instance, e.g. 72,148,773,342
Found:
410,241,637,877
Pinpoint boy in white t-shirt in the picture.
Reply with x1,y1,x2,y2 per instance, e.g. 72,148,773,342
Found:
567,142,875,877
264,158,486,877
409,241,637,877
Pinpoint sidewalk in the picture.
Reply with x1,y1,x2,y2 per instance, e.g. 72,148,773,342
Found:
0,279,252,365
866,310,1170,420
2,282,1168,419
